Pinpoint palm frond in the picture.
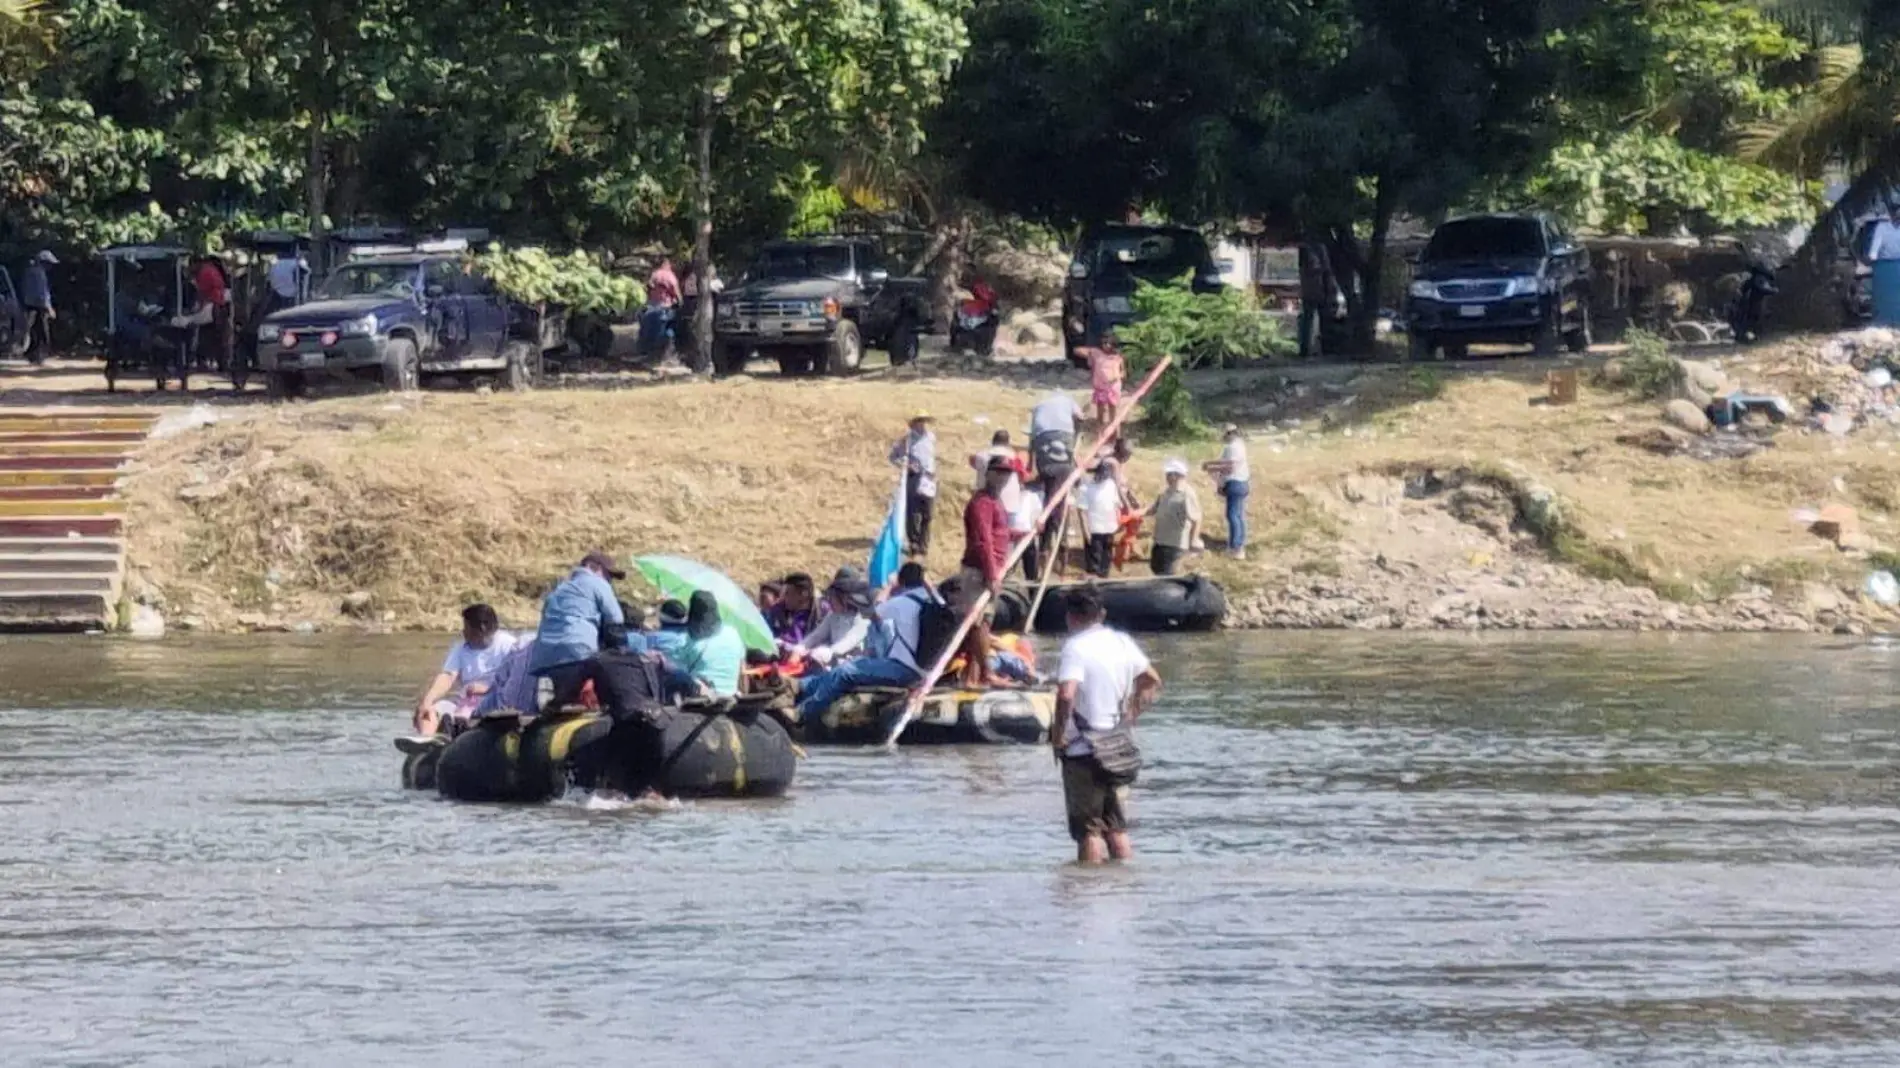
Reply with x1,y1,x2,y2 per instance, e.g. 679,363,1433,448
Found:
1736,46,1892,177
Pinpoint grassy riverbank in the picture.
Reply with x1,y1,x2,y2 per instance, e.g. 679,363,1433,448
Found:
116,340,1900,633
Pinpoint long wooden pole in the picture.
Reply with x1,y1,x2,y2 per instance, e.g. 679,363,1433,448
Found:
882,355,1173,748
1023,501,1071,636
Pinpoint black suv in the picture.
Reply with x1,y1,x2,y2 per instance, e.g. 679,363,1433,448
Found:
1063,224,1222,366
713,238,931,376
1406,212,1591,359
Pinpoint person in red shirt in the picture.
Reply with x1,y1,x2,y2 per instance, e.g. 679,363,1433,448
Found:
191,255,231,375
954,456,1014,686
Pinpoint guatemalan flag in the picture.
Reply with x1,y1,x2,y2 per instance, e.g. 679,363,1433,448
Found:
867,469,908,590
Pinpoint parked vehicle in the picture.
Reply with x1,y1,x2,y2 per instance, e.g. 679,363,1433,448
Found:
713,237,931,376
254,242,561,398
0,266,23,359
950,279,1001,356
1062,224,1223,366
1729,262,1778,344
1406,212,1591,359
103,244,194,392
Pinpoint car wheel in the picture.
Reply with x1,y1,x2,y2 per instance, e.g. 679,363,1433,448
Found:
504,341,535,393
825,320,863,374
888,315,919,367
717,342,749,376
1532,316,1560,357
382,337,420,393
1565,304,1592,354
1408,332,1436,362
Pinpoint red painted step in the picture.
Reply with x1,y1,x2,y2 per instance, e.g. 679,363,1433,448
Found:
0,485,115,501
0,431,147,445
0,517,123,538
0,456,127,471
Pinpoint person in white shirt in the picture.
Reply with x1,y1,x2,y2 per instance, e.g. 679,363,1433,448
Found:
788,572,875,667
413,603,518,736
967,428,1024,513
1202,423,1252,560
1078,460,1123,578
889,411,938,556
1011,481,1046,581
1049,585,1161,864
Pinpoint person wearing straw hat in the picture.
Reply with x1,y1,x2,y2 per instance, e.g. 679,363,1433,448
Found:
889,410,939,556
1145,458,1202,576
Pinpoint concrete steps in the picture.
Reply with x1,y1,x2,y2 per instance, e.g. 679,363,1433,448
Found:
0,412,153,631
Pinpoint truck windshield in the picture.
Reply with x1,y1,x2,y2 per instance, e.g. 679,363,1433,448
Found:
1089,230,1210,282
752,246,854,280
320,263,421,300
1424,219,1544,261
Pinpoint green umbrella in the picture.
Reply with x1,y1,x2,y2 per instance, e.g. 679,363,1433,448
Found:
632,554,776,654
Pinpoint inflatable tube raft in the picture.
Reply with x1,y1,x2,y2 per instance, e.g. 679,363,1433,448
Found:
991,574,1226,634
803,686,1055,745
405,704,797,802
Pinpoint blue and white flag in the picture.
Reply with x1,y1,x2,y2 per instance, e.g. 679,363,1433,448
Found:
868,469,908,591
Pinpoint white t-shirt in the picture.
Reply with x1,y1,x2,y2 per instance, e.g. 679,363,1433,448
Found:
1030,394,1084,437
875,589,931,674
1220,439,1251,484
1875,221,1900,262
1010,485,1045,535
1080,477,1122,536
442,631,519,686
1058,624,1151,756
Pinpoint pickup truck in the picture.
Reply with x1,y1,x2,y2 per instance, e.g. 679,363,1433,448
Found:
1405,212,1591,358
713,237,931,376
255,250,563,397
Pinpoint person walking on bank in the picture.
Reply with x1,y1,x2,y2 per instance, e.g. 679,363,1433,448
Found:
890,410,938,556
1049,586,1161,865
1145,459,1202,576
1202,423,1251,560
20,250,56,364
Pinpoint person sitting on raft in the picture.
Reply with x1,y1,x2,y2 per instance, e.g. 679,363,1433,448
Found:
786,569,875,669
765,572,816,645
412,603,517,737
672,590,747,697
470,636,542,719
795,562,936,721
529,551,626,709
646,599,692,659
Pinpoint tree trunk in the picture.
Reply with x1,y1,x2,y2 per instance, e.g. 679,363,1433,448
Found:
690,76,716,375
1325,226,1365,354
305,115,327,252
1353,174,1395,355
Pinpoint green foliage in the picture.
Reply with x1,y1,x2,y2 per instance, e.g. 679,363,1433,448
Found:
1518,130,1820,233
471,247,645,315
1115,278,1290,440
1618,328,1685,398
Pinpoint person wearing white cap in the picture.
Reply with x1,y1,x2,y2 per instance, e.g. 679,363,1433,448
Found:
1145,458,1202,575
20,250,57,364
1202,423,1251,560
888,410,938,555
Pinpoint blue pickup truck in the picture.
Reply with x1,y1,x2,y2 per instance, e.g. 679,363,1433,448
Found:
255,249,560,397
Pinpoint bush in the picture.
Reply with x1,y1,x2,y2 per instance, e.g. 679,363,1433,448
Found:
1115,278,1292,440
1607,328,1681,399
469,246,646,315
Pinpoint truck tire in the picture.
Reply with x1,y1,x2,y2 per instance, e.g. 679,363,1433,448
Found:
825,320,863,375
266,370,303,402
1532,316,1560,357
382,337,420,392
716,342,749,376
888,315,920,366
1408,332,1437,361
504,341,536,392
1565,303,1592,354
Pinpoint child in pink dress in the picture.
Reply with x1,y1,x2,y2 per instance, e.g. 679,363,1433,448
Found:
1088,335,1126,430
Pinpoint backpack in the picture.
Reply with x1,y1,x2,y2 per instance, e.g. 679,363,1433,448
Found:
895,588,960,671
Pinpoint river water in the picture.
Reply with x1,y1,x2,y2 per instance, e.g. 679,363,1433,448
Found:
2,632,1898,1066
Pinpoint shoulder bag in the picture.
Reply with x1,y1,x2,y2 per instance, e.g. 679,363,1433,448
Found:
1077,710,1142,786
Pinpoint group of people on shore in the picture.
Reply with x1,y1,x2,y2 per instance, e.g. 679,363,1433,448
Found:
889,381,1253,583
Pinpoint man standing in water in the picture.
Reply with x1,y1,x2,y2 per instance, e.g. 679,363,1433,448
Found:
1049,585,1161,864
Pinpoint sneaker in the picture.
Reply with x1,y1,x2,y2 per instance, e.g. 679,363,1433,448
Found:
393,734,446,755
1232,548,1247,561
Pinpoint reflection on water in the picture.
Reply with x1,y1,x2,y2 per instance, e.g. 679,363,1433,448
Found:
2,632,1898,1066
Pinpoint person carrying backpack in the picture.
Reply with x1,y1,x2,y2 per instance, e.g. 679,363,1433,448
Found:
794,562,953,721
